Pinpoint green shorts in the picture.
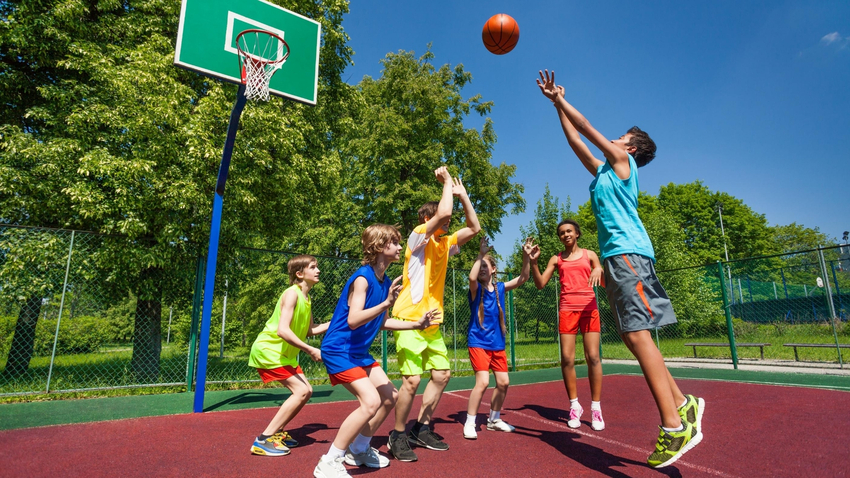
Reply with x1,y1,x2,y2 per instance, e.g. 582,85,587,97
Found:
395,326,450,376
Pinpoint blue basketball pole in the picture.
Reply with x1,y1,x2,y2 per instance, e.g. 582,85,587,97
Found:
194,85,248,413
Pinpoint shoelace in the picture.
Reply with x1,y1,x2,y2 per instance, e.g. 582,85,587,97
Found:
592,410,603,421
569,408,582,420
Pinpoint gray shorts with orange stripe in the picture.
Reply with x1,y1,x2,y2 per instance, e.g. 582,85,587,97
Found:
603,254,677,333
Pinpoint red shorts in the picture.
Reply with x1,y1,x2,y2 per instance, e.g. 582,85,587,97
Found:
559,309,600,335
468,347,508,373
328,362,381,386
257,365,304,383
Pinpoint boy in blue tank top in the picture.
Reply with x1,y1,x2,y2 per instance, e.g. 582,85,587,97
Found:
537,70,705,469
314,224,438,478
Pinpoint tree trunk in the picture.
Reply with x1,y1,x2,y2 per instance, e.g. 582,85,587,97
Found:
130,267,163,382
3,296,43,378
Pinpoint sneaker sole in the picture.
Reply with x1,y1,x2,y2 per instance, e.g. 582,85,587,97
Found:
567,421,581,429
463,433,477,440
591,423,605,431
251,446,290,457
486,425,515,432
696,397,705,431
407,436,449,451
344,456,389,469
651,430,703,469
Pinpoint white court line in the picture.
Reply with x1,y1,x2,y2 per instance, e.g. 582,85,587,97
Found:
445,391,739,478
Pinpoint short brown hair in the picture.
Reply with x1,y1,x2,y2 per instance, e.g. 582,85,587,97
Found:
288,255,317,285
362,224,401,266
418,201,439,224
626,126,657,167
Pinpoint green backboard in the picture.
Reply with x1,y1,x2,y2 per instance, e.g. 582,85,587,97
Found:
175,0,321,105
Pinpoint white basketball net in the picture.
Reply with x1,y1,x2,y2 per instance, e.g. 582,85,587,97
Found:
242,58,275,102
236,30,289,102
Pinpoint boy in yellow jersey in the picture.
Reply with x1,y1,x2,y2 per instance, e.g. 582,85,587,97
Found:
248,255,329,456
388,166,481,462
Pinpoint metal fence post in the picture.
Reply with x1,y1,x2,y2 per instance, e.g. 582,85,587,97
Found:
186,255,204,391
818,248,843,368
46,231,75,393
452,269,457,372
718,261,739,369
507,272,516,372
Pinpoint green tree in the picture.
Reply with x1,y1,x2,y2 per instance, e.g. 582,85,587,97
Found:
656,181,779,264
314,47,524,264
771,223,835,253
0,0,354,379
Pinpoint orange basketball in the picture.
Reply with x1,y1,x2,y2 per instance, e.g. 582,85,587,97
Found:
482,14,519,55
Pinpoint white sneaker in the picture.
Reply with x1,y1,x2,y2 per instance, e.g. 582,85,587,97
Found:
463,422,478,439
344,447,389,468
567,405,583,429
314,455,351,478
591,409,605,431
486,418,515,432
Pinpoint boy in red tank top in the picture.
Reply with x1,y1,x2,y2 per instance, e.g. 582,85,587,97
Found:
529,219,605,431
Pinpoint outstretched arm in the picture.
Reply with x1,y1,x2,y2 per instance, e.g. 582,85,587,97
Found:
346,276,403,329
528,241,559,290
504,238,534,292
277,289,322,362
468,235,492,300
554,86,603,176
424,166,455,239
452,176,481,247
537,70,630,178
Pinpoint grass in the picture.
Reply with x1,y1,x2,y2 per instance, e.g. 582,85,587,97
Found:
2,323,848,402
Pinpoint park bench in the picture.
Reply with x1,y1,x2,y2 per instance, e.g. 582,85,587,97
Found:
684,342,771,359
783,343,850,361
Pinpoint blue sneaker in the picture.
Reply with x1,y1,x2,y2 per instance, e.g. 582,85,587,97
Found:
251,435,291,456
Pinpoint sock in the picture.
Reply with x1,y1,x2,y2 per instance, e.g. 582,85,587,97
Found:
411,421,426,433
679,397,688,409
661,424,684,433
591,401,601,411
489,410,500,422
570,398,581,410
465,413,477,427
326,443,345,459
258,434,272,441
350,433,372,454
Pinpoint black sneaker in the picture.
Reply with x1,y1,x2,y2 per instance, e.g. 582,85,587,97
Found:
408,425,449,451
388,430,418,462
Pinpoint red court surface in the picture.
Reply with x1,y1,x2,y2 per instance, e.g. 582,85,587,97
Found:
2,375,847,477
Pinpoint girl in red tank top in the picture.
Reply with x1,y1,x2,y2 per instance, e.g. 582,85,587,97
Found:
529,219,606,431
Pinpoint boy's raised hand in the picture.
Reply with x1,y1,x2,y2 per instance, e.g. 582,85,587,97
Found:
451,176,467,198
522,237,535,256
434,166,452,184
384,276,404,308
536,69,559,101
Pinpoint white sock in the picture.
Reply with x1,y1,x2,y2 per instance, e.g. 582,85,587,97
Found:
661,425,684,433
349,434,371,454
591,401,601,411
570,398,581,410
489,410,500,422
465,413,477,427
326,443,346,459
679,397,688,409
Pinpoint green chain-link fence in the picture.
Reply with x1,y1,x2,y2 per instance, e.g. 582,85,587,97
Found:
2,225,848,397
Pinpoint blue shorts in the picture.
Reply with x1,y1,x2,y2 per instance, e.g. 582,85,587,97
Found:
603,254,677,333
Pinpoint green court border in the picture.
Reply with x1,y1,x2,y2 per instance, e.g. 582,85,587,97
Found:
1,364,847,431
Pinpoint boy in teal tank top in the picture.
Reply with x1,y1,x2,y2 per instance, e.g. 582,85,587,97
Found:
247,254,329,457
537,71,705,469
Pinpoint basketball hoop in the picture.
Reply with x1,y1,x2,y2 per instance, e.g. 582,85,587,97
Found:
235,29,290,101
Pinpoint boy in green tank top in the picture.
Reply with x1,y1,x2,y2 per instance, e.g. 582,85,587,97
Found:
248,254,329,457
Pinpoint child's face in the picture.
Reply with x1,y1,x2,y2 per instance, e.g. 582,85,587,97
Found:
558,224,578,247
382,238,402,262
478,258,495,283
611,133,637,155
299,261,321,285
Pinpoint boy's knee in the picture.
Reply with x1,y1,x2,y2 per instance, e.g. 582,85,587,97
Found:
431,369,450,386
474,375,490,389
401,374,421,392
496,377,510,390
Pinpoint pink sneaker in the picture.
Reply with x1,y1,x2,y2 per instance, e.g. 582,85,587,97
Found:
591,409,605,431
567,405,583,429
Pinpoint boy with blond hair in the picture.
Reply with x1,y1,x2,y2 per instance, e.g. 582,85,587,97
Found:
388,166,481,461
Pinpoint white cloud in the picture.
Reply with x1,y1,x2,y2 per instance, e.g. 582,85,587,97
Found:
821,32,841,44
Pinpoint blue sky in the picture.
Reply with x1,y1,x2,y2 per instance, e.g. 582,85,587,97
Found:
340,1,850,254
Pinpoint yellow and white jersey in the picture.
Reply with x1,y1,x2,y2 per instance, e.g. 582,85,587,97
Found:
392,223,459,323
